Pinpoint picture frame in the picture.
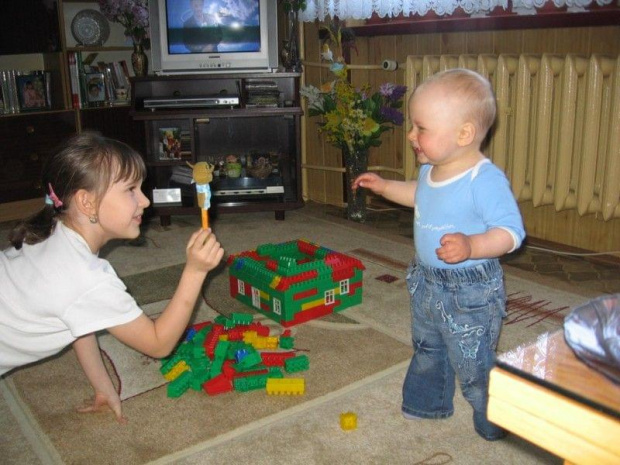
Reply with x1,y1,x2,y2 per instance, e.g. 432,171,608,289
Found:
83,72,107,106
158,127,182,160
16,73,49,111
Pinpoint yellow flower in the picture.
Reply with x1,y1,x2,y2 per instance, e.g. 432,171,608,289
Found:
362,118,379,135
320,81,334,93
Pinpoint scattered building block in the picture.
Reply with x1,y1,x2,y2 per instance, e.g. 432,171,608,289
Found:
266,378,305,395
340,412,358,431
284,354,309,373
160,314,310,399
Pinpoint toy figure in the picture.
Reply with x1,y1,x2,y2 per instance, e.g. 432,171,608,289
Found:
188,161,215,229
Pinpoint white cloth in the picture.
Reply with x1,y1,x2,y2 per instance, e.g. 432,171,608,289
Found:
0,222,143,376
298,0,612,20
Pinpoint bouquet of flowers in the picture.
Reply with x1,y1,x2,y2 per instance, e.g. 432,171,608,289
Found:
301,64,407,154
98,0,149,46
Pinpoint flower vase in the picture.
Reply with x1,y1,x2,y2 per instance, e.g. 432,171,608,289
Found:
284,10,301,72
131,43,148,77
343,147,369,223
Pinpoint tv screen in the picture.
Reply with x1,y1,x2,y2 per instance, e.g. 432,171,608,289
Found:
150,0,278,74
166,0,261,55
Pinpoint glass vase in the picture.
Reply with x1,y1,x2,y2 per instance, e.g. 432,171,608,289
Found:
131,43,148,77
283,10,301,72
343,147,369,223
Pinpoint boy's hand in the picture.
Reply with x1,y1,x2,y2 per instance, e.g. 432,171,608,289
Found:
436,233,471,264
76,391,127,424
351,172,387,195
185,229,224,274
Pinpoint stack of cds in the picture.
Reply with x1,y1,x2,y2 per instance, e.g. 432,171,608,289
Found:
245,80,280,108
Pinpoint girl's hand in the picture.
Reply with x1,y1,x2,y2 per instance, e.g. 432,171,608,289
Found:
185,229,224,274
351,172,387,195
436,233,471,264
76,391,127,424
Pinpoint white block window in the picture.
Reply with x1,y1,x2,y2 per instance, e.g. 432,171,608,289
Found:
339,279,350,295
325,289,335,305
238,281,245,295
251,287,261,308
273,298,281,315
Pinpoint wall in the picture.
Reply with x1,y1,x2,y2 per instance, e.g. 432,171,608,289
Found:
301,22,620,253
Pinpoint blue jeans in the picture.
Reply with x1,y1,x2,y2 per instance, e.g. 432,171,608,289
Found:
402,258,507,441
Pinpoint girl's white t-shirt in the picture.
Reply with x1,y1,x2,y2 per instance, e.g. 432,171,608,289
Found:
0,221,143,375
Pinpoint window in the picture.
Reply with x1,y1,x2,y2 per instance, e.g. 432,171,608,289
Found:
252,287,261,308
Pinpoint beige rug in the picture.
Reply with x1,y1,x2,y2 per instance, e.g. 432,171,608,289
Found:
0,208,591,464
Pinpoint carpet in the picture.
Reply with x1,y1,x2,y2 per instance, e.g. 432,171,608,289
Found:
0,208,591,465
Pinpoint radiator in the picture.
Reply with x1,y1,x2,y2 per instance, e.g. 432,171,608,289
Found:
404,54,620,220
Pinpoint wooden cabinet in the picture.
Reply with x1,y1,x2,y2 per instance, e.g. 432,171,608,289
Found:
0,111,76,204
0,1,143,221
132,73,304,225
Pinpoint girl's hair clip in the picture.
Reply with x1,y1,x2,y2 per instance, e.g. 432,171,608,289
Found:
47,183,63,209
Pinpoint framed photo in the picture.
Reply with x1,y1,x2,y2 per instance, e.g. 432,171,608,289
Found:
83,72,107,106
159,127,182,160
16,74,49,111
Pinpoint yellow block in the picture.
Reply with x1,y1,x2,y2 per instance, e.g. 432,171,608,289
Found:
163,361,189,381
266,378,305,395
340,412,358,431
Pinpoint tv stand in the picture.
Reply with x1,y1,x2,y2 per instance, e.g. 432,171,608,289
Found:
131,72,304,225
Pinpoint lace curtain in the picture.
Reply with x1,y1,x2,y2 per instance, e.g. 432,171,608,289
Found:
299,0,614,20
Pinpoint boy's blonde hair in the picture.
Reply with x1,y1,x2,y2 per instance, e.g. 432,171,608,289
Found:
417,68,496,139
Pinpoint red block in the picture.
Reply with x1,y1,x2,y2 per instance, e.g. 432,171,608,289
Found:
203,374,233,396
260,351,296,366
293,288,318,301
204,324,224,358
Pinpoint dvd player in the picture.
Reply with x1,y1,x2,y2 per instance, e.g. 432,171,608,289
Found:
144,95,240,110
212,176,284,197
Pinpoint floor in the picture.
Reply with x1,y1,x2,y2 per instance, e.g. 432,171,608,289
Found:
308,200,620,297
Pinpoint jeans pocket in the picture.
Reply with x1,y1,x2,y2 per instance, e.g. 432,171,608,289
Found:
488,284,506,347
454,283,491,313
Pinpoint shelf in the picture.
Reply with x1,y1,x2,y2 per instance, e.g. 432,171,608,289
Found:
132,106,303,120
66,46,133,53
133,73,304,224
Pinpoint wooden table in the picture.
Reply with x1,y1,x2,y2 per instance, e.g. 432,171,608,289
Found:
488,330,620,465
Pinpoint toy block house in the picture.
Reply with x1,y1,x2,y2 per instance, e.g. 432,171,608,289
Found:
228,240,365,327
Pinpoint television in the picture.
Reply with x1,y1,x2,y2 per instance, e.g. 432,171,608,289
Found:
149,0,279,75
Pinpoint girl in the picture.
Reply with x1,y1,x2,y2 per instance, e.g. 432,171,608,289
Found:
0,132,224,422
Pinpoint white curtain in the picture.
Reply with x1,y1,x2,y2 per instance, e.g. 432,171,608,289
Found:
512,0,611,7
299,0,614,21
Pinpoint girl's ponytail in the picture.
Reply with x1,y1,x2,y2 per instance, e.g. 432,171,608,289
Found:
8,183,65,249
9,204,58,249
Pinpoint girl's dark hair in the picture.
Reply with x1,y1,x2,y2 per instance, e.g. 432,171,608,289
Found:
8,131,146,249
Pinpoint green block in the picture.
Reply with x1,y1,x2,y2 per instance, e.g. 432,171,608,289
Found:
285,354,309,373
231,312,253,325
214,340,230,361
236,351,262,370
268,367,284,378
233,374,268,392
167,371,192,398
279,336,295,349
